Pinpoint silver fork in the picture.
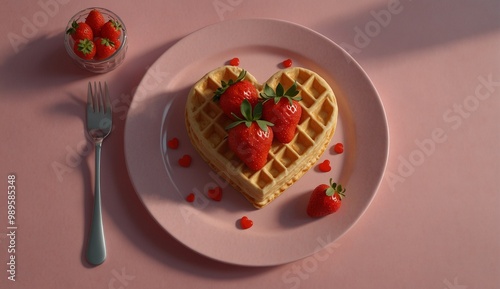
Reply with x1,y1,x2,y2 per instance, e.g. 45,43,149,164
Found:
86,81,112,266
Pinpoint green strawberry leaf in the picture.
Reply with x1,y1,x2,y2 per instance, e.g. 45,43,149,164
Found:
213,69,247,102
240,99,252,121
66,21,78,34
226,100,274,131
253,101,263,119
285,81,300,97
77,39,95,55
276,83,284,97
260,81,302,106
256,119,273,132
326,179,347,198
261,84,275,99
225,118,244,130
235,69,246,82
110,20,122,31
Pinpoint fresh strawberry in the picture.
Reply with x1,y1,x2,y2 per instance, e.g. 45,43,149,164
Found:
307,179,346,217
94,37,117,60
226,100,274,171
73,38,96,60
213,70,259,119
66,21,93,41
261,81,302,143
85,9,106,36
100,20,122,41
113,39,121,49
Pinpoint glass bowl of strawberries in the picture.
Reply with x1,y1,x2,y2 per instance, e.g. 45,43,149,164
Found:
64,7,127,73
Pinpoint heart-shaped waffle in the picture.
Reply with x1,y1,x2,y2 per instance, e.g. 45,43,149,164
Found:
185,66,338,208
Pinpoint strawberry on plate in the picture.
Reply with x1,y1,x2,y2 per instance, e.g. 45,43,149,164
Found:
306,179,346,217
73,38,96,60
94,37,117,60
226,100,274,171
100,20,122,41
85,9,106,36
213,70,260,119
261,81,302,143
66,21,93,41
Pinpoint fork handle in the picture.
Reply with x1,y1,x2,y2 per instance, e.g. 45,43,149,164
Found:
86,142,106,265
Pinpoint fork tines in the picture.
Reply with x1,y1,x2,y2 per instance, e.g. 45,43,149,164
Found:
87,81,111,114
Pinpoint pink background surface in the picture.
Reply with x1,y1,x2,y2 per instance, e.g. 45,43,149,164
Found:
1,0,499,288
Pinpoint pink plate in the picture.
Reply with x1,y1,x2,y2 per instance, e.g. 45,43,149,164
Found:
124,18,389,266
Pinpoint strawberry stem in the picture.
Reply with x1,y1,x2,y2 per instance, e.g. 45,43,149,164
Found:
66,21,78,35
226,100,274,131
260,81,301,106
326,178,346,198
77,39,94,55
213,69,246,102
110,20,122,31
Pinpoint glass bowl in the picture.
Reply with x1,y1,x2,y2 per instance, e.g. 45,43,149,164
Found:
64,7,128,73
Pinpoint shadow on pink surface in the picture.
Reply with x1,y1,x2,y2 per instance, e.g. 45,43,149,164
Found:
1,32,95,95
57,40,277,276
314,0,500,60
96,94,273,275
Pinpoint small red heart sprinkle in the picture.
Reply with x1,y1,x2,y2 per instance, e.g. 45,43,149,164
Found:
318,160,331,172
240,216,253,229
282,58,292,68
333,143,344,154
167,137,179,149
186,193,195,202
207,186,222,201
229,57,240,66
178,154,192,167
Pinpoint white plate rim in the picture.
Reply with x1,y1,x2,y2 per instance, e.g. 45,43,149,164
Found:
124,18,389,266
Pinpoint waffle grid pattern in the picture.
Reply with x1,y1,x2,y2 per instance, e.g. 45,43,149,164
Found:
186,66,337,207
